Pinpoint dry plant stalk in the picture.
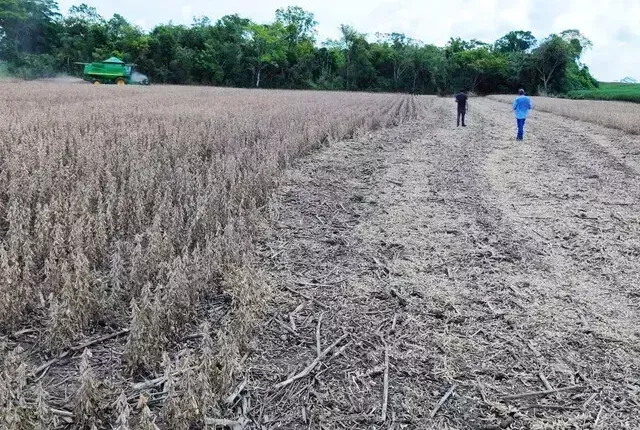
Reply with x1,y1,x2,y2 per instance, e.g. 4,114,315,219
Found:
74,348,102,428
137,395,160,430
0,82,419,427
114,391,131,430
0,346,30,429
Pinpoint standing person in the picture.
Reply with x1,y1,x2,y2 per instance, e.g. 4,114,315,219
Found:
513,89,532,140
455,90,468,127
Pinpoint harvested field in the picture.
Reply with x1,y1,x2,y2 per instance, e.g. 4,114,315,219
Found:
243,97,640,429
489,94,640,134
0,81,418,428
2,86,639,429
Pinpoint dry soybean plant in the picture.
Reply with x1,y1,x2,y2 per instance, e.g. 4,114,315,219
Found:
489,94,640,134
0,81,421,428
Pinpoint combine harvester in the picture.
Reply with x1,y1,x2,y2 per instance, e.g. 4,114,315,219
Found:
76,57,149,85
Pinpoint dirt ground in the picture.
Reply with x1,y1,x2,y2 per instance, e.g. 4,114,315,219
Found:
237,97,640,429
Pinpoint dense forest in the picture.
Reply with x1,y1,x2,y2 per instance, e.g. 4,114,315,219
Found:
0,0,598,94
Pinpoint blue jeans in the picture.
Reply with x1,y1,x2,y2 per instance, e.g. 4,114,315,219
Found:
517,118,526,140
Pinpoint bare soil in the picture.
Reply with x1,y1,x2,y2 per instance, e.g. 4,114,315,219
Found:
236,97,640,429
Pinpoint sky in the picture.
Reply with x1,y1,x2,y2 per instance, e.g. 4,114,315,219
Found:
57,0,640,82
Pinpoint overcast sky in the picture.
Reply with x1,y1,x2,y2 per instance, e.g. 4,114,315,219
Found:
58,0,640,82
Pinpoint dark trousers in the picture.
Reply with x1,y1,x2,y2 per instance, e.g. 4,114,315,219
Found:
457,110,466,126
517,118,526,140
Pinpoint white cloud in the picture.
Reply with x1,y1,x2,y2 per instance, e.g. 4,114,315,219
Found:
181,5,193,23
134,19,148,30
59,0,640,81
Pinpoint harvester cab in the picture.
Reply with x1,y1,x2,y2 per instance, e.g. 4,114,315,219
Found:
75,57,149,86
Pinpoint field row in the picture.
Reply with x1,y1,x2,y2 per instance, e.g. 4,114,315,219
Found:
489,94,640,134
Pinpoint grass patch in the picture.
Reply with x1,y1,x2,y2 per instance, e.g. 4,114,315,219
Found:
568,82,640,103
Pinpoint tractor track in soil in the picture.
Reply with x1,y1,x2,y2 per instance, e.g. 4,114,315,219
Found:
239,97,640,429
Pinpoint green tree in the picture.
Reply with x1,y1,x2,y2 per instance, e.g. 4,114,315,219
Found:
559,29,592,60
449,47,507,93
530,30,594,94
314,42,345,89
246,23,286,87
58,4,105,72
413,44,446,94
373,32,416,91
531,35,571,93
0,0,61,60
147,24,181,83
275,6,316,45
275,6,317,88
209,15,252,86
561,30,597,91
494,31,537,53
0,0,62,78
337,25,376,90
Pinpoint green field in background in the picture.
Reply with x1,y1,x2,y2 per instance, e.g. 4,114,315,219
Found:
568,82,640,103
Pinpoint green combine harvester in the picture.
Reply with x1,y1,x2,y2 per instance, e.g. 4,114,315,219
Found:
76,57,149,85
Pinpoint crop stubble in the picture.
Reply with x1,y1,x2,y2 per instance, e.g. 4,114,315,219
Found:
245,97,640,429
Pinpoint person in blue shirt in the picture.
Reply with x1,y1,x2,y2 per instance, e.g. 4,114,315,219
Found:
513,89,533,140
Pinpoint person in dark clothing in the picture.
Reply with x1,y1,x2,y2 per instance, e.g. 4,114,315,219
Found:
455,91,468,127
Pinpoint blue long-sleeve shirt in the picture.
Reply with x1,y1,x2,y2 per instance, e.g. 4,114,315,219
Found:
513,95,532,119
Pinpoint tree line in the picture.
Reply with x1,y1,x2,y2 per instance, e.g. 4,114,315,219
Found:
0,0,599,94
